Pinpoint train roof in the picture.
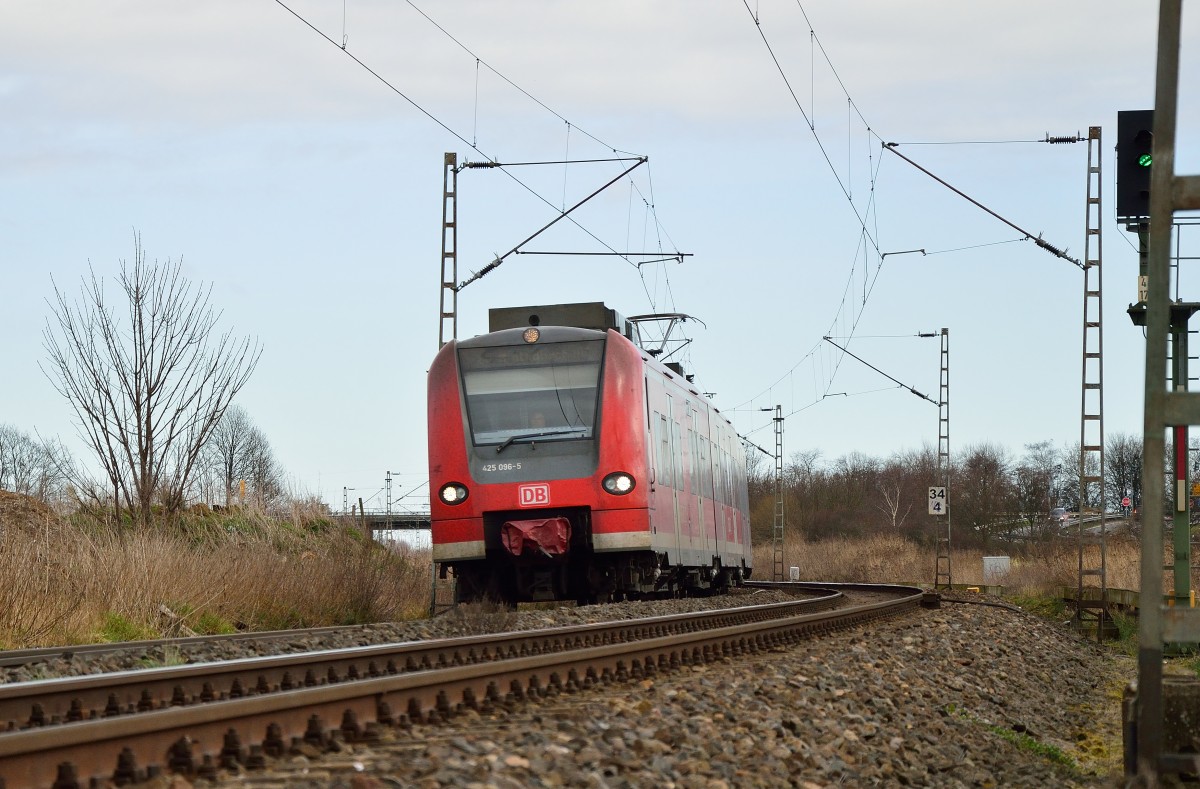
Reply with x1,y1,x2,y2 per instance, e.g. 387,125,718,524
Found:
489,302,635,340
457,325,607,348
482,301,702,387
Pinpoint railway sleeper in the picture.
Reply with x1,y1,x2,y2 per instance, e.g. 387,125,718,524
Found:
14,588,921,788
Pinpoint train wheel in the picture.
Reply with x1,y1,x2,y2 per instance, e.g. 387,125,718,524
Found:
591,591,615,605
485,567,519,610
453,568,485,605
493,588,518,610
453,565,516,608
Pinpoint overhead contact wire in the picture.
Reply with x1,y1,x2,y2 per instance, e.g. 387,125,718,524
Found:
405,0,637,157
274,0,674,305
407,0,682,320
740,0,879,253
729,0,894,420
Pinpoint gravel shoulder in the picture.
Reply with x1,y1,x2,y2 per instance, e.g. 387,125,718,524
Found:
193,594,1133,788
0,588,806,683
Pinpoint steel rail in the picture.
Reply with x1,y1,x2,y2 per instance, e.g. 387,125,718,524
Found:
0,625,377,670
0,584,923,788
0,591,842,734
0,587,834,670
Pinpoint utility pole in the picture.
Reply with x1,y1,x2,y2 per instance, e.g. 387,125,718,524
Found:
1123,108,1199,623
933,328,952,590
439,152,458,348
1127,4,1200,778
1076,125,1109,640
385,470,393,529
767,405,785,581
822,331,945,584
436,152,652,350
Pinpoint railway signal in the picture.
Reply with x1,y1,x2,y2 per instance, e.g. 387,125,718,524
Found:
1116,109,1154,219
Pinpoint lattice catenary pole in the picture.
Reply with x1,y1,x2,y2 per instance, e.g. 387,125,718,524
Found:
1075,126,1108,640
438,152,458,348
933,329,951,589
771,405,785,582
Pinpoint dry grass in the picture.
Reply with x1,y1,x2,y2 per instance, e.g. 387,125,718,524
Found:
0,486,1179,650
0,493,432,649
753,533,1150,594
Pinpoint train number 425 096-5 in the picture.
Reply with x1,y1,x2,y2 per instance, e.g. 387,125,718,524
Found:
481,462,522,472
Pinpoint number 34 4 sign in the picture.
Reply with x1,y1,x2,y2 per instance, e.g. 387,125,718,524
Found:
928,487,948,516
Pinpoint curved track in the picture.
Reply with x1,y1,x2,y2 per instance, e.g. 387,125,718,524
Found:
0,583,926,789
0,625,375,670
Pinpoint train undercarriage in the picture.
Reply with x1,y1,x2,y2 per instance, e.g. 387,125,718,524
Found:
443,505,748,607
446,549,748,607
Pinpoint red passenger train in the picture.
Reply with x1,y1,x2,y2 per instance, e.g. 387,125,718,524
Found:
428,302,751,605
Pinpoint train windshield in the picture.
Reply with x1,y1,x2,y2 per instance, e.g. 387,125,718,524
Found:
459,340,604,446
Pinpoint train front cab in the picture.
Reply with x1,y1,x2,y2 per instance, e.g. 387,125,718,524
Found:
429,325,657,604
428,321,751,605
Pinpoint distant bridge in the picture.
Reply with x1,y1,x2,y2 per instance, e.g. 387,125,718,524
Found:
331,509,431,532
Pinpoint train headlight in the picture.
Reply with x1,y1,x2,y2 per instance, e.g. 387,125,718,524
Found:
602,472,635,495
438,482,470,505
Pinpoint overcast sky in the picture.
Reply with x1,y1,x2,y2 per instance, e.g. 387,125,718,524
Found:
3,1,1198,512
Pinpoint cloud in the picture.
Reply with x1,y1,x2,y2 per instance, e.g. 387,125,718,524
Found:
0,0,1177,143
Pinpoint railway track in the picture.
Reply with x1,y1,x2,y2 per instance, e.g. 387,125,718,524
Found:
0,624,381,670
0,583,928,788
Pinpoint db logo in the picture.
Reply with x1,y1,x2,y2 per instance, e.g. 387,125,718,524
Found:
518,483,550,507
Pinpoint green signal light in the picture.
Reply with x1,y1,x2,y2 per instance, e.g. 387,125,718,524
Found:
1138,153,1153,167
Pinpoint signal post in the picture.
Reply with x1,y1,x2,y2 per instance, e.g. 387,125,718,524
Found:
1121,110,1198,611
1122,12,1200,773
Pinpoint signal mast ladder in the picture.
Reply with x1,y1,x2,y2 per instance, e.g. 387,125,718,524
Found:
1130,0,1200,780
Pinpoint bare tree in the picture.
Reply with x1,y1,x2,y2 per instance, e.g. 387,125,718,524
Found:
42,236,262,527
0,424,71,502
888,444,938,543
1106,432,1143,511
784,448,823,539
200,405,283,507
875,476,912,532
955,442,1014,548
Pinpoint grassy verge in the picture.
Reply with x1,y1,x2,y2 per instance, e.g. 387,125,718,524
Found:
946,703,1078,771
753,532,1143,592
0,492,1162,651
0,493,430,649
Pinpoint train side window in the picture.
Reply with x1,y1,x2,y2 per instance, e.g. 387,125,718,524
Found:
713,429,725,504
721,449,731,505
717,451,724,505
689,427,699,495
714,449,722,505
700,436,710,498
657,413,672,489
657,412,667,484
644,380,652,431
687,409,700,495
725,451,733,505
734,455,744,510
672,419,684,494
713,445,722,504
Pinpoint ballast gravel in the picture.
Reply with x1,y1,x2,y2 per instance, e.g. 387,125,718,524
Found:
0,588,802,683
148,592,1128,788
2,590,1133,787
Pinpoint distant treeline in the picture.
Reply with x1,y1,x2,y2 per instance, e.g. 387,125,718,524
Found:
747,433,1150,550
